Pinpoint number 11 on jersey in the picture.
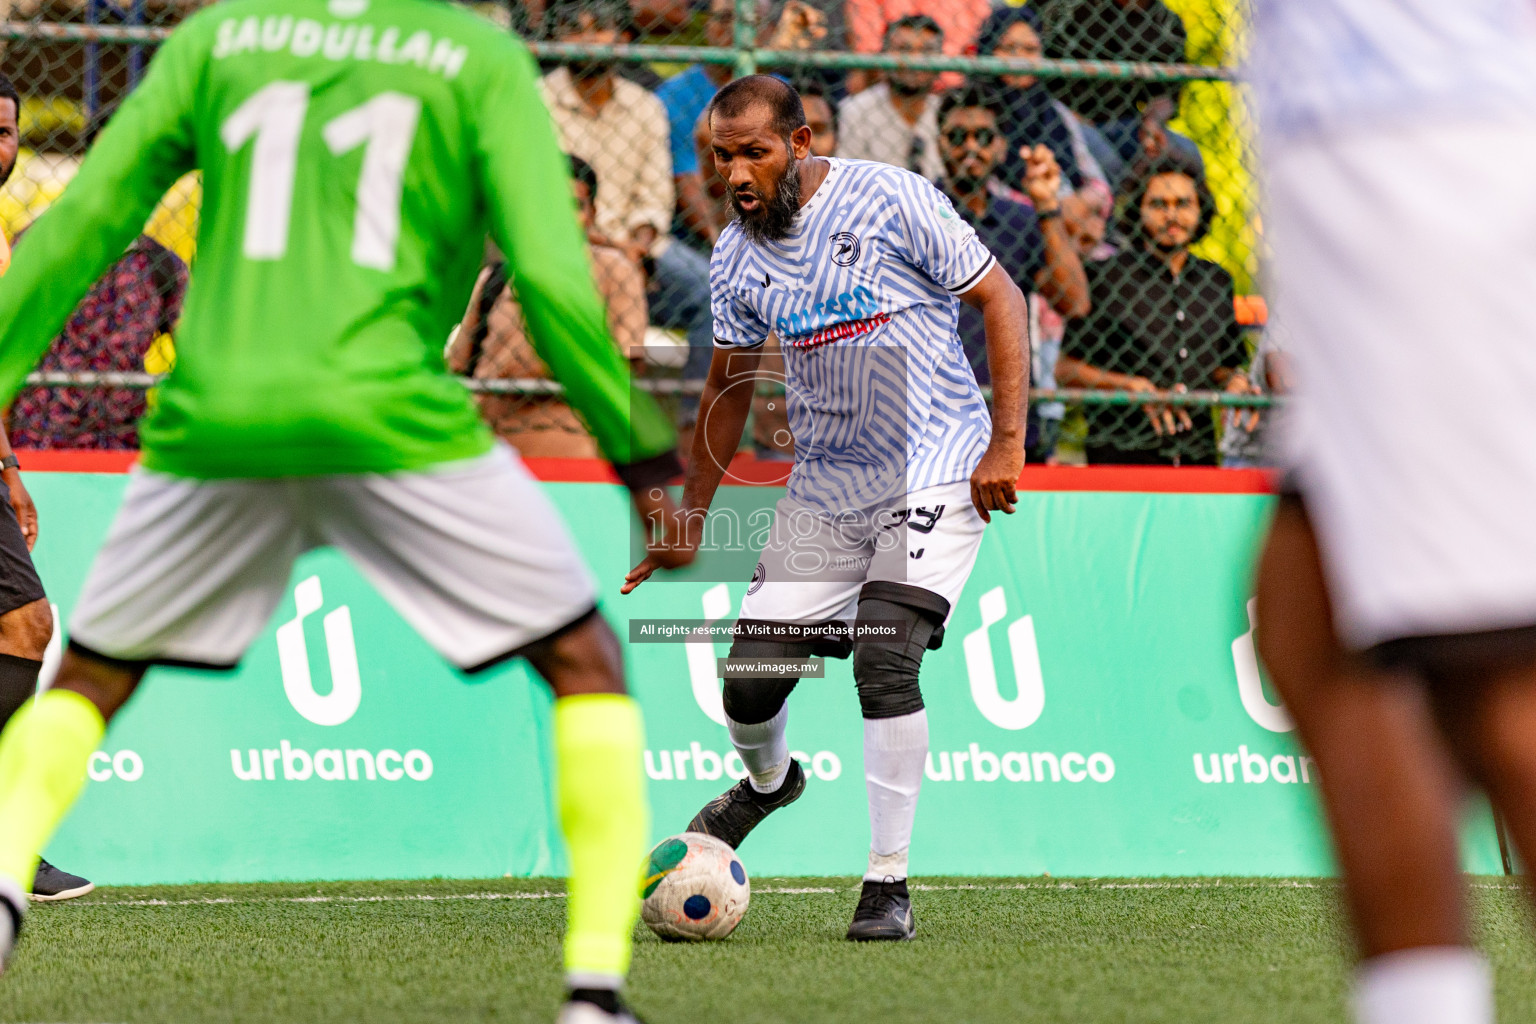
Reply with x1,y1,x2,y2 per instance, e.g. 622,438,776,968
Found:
220,80,422,271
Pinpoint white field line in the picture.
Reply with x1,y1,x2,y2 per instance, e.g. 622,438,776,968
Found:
55,878,1526,909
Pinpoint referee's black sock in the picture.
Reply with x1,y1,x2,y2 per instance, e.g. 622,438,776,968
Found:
0,653,43,730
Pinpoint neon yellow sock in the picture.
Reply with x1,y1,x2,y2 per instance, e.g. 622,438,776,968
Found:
555,693,648,987
0,689,104,888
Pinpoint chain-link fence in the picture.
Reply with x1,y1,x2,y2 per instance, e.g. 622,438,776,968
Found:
0,0,1272,466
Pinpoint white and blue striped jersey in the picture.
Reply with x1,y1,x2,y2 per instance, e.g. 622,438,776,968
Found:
710,158,997,511
1250,0,1536,145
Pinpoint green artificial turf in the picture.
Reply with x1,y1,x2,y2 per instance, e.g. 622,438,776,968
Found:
0,875,1530,1023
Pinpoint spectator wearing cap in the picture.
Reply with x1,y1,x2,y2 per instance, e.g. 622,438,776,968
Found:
1057,157,1251,466
937,83,1088,461
538,0,715,395
836,14,946,182
846,0,991,93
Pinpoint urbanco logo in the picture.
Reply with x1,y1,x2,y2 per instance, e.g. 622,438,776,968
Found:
962,587,1045,730
277,576,361,726
1231,599,1293,733
686,584,732,726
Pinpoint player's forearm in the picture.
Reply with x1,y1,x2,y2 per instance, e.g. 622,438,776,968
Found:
983,300,1029,446
680,363,754,514
967,269,1029,445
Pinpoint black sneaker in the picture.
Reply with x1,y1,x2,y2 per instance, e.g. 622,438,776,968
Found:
557,988,643,1023
686,759,806,849
846,877,915,941
30,859,93,902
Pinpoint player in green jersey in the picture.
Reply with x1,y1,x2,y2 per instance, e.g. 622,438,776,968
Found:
0,0,690,1018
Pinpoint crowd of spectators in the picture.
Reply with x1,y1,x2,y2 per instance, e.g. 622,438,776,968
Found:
12,0,1272,468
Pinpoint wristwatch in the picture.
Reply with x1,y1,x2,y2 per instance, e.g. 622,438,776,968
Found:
0,455,19,471
1037,207,1062,222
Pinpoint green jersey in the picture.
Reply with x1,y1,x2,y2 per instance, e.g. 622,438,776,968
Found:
0,0,676,479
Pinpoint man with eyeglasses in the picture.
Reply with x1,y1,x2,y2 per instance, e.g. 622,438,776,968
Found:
835,14,945,182
937,83,1087,462
1056,155,1252,466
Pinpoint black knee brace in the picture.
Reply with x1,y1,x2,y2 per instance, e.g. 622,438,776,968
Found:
852,582,949,720
720,636,817,725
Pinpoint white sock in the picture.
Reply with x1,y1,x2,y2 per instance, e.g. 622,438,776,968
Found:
728,705,789,794
862,710,928,882
1354,947,1492,1024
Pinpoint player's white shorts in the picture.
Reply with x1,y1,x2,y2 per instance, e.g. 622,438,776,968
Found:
1266,115,1536,650
68,444,598,671
738,480,985,627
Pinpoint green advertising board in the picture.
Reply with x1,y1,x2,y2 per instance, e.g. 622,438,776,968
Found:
22,473,1504,884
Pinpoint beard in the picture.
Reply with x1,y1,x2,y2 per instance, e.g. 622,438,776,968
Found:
947,171,987,196
732,159,802,245
569,59,612,81
889,75,932,98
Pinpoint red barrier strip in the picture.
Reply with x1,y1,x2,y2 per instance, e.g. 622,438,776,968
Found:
16,450,139,473
15,450,1277,494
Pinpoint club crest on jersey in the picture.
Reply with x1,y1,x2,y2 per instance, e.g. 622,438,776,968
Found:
829,232,861,267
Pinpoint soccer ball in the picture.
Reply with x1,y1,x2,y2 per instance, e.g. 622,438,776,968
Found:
640,832,750,941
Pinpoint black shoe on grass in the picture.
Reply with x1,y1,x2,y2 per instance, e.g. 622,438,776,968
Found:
30,859,93,902
557,988,642,1023
686,759,806,849
846,877,915,941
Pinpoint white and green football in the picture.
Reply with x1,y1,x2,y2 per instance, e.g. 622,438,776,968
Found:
640,832,751,941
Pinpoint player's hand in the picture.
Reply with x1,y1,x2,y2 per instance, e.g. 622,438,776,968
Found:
621,488,698,594
970,438,1024,524
2,468,37,551
1021,145,1062,213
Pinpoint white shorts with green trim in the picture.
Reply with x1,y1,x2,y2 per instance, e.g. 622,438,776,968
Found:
67,444,598,671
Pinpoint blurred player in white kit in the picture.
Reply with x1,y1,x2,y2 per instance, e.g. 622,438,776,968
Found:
1250,2,1536,1022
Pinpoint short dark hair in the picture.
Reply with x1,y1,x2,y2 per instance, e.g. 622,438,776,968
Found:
885,14,943,47
542,0,634,40
1117,154,1217,246
937,81,1003,130
567,153,598,201
707,74,807,140
0,74,19,117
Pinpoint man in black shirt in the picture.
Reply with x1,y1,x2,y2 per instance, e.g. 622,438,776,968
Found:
1058,157,1252,465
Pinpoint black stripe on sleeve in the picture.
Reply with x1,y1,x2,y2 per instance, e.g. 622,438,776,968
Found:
949,254,998,296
